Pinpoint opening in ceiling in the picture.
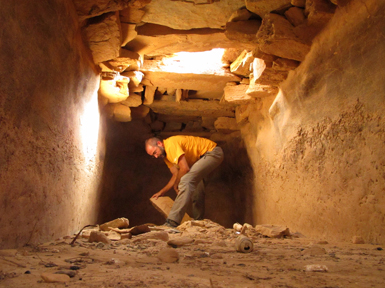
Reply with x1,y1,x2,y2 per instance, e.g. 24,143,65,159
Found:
158,48,226,74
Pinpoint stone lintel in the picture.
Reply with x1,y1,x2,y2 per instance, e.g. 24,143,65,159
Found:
147,99,235,118
141,61,241,91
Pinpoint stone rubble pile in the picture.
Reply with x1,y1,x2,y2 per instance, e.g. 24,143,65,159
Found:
1,217,381,286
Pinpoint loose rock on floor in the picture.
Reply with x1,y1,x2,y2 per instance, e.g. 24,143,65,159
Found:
0,219,384,287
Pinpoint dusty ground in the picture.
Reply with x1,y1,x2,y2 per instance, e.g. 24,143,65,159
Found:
0,220,384,288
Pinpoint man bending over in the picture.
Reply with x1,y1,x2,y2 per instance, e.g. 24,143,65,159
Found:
145,135,224,228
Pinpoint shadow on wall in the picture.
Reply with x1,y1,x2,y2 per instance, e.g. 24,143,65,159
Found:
97,118,255,228
205,138,255,227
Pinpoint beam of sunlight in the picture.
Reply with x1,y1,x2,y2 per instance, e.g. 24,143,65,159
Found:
160,48,226,75
79,89,100,164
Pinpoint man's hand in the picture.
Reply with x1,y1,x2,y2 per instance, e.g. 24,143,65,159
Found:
151,191,165,199
174,185,179,195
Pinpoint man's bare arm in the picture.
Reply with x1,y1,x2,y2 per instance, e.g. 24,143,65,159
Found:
151,165,179,199
174,155,190,193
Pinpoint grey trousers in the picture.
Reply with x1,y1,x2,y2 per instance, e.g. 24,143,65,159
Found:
168,146,224,224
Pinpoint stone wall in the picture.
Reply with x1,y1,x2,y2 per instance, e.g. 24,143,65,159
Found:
243,0,385,244
0,0,103,248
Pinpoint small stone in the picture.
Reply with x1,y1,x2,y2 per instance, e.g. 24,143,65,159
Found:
134,231,169,242
157,248,179,263
304,264,328,272
41,272,70,283
301,246,327,256
167,237,194,247
254,224,291,238
107,231,122,241
352,236,365,244
317,240,329,245
89,231,111,244
121,233,132,239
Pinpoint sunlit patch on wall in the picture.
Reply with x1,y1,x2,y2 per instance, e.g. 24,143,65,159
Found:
79,89,100,164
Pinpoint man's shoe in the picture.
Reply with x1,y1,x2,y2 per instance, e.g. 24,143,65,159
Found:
163,219,179,228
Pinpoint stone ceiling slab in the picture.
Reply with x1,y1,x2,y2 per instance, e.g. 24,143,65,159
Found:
141,60,241,91
73,0,150,21
125,24,256,56
141,0,245,30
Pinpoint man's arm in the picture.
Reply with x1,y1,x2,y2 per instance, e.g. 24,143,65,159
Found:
151,165,179,199
173,155,190,193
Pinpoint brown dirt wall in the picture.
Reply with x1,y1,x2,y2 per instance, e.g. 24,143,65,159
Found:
243,0,385,244
0,0,103,248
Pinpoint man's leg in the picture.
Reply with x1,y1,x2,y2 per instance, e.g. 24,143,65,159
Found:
167,147,224,225
192,180,205,220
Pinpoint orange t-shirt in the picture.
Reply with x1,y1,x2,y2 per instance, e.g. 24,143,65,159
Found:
163,136,217,169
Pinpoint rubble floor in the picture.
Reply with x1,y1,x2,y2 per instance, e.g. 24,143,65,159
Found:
0,220,384,288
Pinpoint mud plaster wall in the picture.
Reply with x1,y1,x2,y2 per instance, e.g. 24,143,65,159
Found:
98,119,254,228
0,0,104,248
243,0,385,244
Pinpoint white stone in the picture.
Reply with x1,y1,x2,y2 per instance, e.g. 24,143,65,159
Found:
305,264,328,272
230,50,254,77
252,58,267,80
